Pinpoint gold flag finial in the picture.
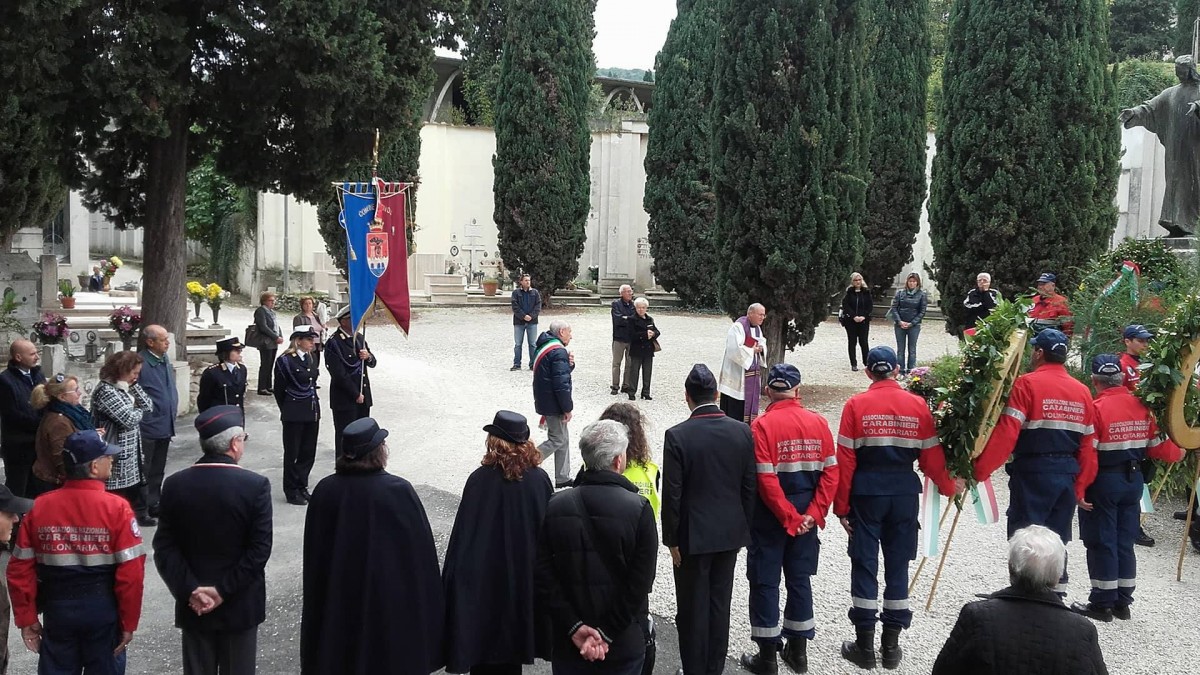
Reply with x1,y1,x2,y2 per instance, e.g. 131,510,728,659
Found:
371,128,380,176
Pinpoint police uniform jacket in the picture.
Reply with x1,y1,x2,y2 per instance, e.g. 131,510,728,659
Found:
197,362,248,412
835,379,956,517
1076,387,1183,499
7,479,146,631
153,454,272,632
751,398,839,533
324,329,376,410
974,363,1096,482
274,352,320,422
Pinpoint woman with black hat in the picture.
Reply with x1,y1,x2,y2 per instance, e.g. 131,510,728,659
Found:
274,326,320,506
442,411,553,675
302,418,445,675
197,337,248,413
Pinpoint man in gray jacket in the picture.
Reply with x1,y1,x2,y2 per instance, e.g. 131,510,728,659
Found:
138,324,179,525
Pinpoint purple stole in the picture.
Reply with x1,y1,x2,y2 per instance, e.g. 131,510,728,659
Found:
736,315,762,424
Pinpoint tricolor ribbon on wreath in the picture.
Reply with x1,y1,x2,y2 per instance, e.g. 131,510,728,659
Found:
335,177,412,335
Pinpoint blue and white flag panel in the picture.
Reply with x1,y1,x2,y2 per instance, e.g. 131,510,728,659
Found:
339,184,380,333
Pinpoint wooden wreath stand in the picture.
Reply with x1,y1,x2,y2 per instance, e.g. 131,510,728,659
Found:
1163,337,1200,582
913,329,1028,610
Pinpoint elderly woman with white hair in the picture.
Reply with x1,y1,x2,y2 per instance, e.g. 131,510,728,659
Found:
626,297,661,401
963,272,1000,332
931,525,1108,675
536,420,658,674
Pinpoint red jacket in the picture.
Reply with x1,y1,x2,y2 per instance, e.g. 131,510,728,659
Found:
974,363,1095,482
7,480,146,631
835,379,955,517
1118,352,1141,392
750,398,838,533
1028,292,1074,335
1077,386,1184,498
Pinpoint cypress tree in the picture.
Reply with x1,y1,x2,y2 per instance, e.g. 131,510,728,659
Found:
643,0,720,308
493,0,595,300
928,0,1119,332
862,0,930,295
1178,0,1200,55
711,0,869,364
1108,0,1173,59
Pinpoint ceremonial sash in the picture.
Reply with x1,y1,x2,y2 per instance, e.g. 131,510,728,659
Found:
971,478,1000,524
532,339,565,372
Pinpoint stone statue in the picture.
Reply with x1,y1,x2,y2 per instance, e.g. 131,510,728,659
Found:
1120,56,1200,237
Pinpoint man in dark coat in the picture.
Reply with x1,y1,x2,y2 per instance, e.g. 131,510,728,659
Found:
533,321,575,488
0,339,47,497
138,324,179,522
197,337,248,413
301,418,444,675
932,525,1108,675
536,419,658,674
154,406,272,675
662,364,757,675
324,306,376,458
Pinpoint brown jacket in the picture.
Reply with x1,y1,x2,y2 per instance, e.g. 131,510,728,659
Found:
33,411,76,485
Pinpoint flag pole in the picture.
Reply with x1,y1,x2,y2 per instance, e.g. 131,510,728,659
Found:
360,128,380,399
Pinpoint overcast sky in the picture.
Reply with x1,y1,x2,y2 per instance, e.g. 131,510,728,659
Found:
593,0,677,70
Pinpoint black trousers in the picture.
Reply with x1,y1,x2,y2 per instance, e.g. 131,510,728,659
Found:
627,355,654,396
469,665,522,675
256,348,277,392
113,485,150,519
844,320,870,368
2,455,34,498
142,437,171,513
282,421,319,496
332,404,371,457
182,626,258,675
673,549,738,675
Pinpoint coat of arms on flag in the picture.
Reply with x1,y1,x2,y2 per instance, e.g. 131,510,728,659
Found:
366,220,389,278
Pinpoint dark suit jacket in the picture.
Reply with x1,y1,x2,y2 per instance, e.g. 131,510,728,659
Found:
153,454,273,632
661,403,756,555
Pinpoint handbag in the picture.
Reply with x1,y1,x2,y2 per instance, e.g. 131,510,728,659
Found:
245,324,264,349
652,339,662,353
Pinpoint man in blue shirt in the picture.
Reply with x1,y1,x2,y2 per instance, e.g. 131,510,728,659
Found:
138,325,179,525
511,274,542,371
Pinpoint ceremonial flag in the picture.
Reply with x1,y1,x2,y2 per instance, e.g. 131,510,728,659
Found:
1139,484,1155,514
338,180,411,335
971,478,1000,524
919,477,942,558
372,179,411,335
340,184,378,334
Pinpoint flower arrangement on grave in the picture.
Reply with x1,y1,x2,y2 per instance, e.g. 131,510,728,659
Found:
99,256,123,279
905,366,935,400
33,312,71,345
108,306,141,342
187,281,206,319
205,283,230,310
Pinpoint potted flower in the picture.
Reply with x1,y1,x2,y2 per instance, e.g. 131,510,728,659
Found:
186,281,207,320
98,256,123,291
33,312,70,345
482,276,499,297
58,279,76,309
205,282,230,326
109,306,141,350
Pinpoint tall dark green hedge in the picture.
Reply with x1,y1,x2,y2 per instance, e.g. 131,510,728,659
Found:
711,0,869,363
1109,0,1173,59
643,0,720,308
493,0,595,299
1178,1,1200,55
929,0,1119,333
862,0,929,295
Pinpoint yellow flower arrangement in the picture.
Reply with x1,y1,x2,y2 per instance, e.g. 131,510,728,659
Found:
186,281,207,305
205,282,230,309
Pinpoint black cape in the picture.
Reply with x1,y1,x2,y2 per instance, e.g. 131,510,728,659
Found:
442,465,554,672
301,470,444,675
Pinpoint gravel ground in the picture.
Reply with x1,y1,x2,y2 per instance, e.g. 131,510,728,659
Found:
8,302,1199,674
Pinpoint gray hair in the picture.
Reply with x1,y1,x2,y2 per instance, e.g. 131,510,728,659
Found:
1008,525,1066,591
634,297,649,308
201,426,244,455
619,284,633,294
549,320,571,338
748,303,765,314
579,420,629,471
977,272,991,283
1092,372,1124,389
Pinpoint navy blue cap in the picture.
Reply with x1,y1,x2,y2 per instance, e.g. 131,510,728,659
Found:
767,363,802,391
484,410,530,444
867,346,899,374
1037,272,1057,284
1092,354,1122,376
1032,328,1069,356
62,430,122,466
685,364,718,398
289,325,318,341
342,417,389,459
195,405,245,441
216,336,244,352
1123,324,1153,340
0,485,32,515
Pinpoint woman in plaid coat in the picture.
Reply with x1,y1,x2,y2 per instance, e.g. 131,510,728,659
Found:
90,350,155,524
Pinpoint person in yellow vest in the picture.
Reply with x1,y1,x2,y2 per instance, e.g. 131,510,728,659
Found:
602,402,660,518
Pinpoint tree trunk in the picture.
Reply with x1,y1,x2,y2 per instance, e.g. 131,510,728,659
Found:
763,312,786,372
142,106,189,361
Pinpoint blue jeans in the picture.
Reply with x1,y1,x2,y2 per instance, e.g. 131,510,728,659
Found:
893,323,921,372
514,323,537,367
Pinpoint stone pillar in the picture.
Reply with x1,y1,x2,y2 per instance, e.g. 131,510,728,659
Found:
67,191,91,268
39,254,58,310
41,344,66,376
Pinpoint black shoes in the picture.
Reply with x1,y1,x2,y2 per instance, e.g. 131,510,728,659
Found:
841,628,876,669
611,386,620,395
555,480,574,490
1112,604,1131,621
286,493,307,506
739,642,778,674
628,393,636,400
1070,601,1114,623
640,393,653,401
880,626,902,670
1174,510,1195,520
781,638,807,673
257,389,272,395
851,365,859,372
510,365,521,371
135,514,157,527
1136,527,1155,547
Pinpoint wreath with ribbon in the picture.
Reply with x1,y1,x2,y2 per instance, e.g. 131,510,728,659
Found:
1138,292,1200,449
